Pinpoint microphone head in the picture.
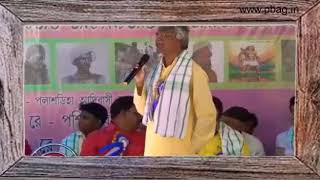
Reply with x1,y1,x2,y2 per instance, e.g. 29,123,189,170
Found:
122,54,150,86
138,54,150,65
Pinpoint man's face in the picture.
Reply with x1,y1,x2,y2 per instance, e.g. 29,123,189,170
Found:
248,52,255,59
194,46,212,67
155,30,181,55
78,111,101,136
28,53,45,69
246,48,257,59
116,106,142,132
74,52,93,71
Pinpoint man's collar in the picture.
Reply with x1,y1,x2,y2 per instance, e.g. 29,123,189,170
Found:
160,50,186,68
161,57,178,68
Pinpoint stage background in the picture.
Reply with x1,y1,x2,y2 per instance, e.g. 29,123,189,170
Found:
24,25,296,155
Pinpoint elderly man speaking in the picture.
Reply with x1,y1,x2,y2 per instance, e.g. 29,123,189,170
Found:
134,26,217,156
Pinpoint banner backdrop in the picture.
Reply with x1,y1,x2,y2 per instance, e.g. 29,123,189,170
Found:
24,25,296,155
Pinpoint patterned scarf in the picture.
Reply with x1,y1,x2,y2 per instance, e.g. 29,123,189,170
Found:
142,50,193,139
220,122,246,155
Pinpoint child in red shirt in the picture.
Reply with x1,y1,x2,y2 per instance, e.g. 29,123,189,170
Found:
25,140,32,155
81,96,145,156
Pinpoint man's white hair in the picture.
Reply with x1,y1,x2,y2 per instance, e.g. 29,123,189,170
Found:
158,26,189,50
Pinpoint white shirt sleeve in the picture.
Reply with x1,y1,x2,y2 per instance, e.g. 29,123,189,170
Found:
243,132,265,156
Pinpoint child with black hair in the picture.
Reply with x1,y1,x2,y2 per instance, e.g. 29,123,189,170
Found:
245,113,258,135
81,96,145,156
212,96,223,123
222,106,265,156
199,97,250,156
275,96,295,156
223,107,259,135
59,102,108,156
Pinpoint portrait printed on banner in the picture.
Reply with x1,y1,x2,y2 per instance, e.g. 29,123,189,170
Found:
57,43,110,85
115,42,158,83
281,40,296,82
24,43,50,85
228,41,276,82
191,41,225,83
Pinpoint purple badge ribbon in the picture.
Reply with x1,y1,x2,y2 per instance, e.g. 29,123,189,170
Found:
151,81,165,115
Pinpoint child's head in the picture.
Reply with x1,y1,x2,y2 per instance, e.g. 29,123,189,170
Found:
244,113,258,134
212,96,223,133
78,102,108,136
289,96,295,121
212,96,223,121
221,106,251,132
111,96,142,132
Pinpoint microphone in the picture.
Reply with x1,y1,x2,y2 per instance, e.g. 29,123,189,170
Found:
122,54,150,85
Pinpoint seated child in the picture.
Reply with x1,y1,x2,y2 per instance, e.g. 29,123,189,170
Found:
275,96,294,156
222,106,265,156
81,96,145,156
199,98,250,156
59,102,108,156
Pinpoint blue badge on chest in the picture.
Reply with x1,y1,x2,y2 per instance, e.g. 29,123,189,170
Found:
151,81,165,114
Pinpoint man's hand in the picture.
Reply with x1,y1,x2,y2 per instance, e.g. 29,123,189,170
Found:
134,65,146,95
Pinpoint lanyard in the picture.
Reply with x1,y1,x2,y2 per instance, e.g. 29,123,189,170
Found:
151,81,165,115
98,132,127,156
98,142,124,156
